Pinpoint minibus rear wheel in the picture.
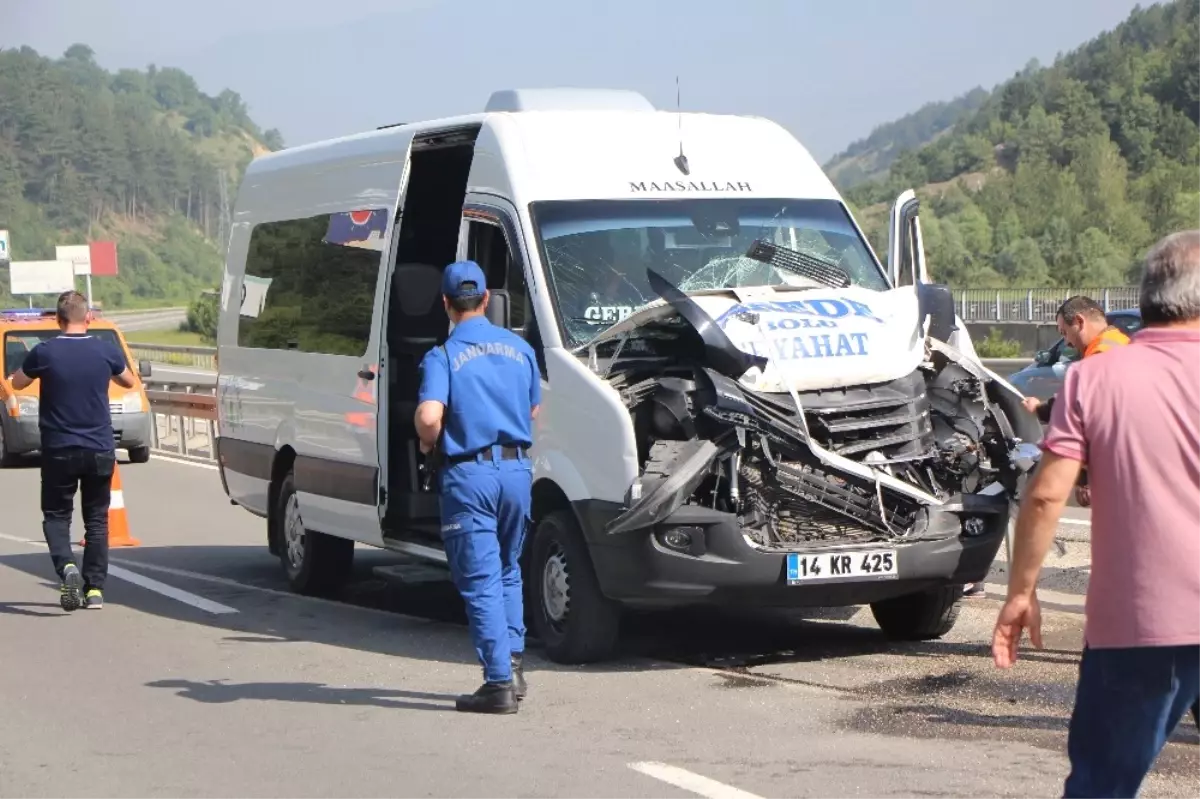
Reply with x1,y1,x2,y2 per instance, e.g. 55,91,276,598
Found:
274,470,353,596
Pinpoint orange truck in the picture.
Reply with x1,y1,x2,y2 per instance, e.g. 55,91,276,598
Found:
0,308,153,466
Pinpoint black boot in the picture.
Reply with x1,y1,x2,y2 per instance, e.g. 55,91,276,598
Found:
511,653,527,701
455,681,518,714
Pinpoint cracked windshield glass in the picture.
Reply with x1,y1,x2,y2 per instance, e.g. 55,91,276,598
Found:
532,198,887,348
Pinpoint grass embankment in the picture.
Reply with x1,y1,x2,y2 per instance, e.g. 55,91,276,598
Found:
123,329,211,347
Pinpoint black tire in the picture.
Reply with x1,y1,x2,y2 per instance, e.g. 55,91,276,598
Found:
127,446,151,464
870,585,962,641
528,509,621,664
273,470,354,596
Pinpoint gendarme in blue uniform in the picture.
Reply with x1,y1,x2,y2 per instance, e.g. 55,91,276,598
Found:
418,261,540,688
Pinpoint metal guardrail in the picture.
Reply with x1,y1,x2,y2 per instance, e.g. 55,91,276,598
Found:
144,379,217,461
955,287,1138,323
130,342,217,370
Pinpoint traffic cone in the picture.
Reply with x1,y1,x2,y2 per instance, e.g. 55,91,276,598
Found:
79,461,140,548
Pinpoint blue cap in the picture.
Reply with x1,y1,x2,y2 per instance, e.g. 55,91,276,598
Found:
442,260,488,299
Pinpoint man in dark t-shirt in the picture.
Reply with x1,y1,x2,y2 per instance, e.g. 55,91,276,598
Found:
8,290,135,611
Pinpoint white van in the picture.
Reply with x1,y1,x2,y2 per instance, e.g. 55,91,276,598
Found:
215,88,1042,664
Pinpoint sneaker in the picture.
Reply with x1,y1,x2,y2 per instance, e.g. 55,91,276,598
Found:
84,589,103,609
59,564,84,612
962,582,987,599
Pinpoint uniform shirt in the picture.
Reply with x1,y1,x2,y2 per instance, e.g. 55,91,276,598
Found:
1035,325,1131,424
1041,327,1200,648
20,333,127,452
417,316,541,459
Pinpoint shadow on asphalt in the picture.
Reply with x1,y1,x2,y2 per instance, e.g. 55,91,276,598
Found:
0,542,1077,685
0,600,68,618
144,679,458,713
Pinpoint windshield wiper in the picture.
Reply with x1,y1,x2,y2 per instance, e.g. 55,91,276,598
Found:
744,239,851,289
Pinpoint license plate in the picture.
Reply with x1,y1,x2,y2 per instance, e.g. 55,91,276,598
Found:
786,549,898,584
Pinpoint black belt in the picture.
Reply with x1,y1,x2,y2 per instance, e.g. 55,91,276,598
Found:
446,445,527,465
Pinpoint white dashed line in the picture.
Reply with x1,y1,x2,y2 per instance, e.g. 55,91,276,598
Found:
107,564,238,614
628,762,764,799
1059,517,1091,526
0,532,237,615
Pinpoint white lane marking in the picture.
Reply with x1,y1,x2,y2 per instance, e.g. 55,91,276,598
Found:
104,558,429,624
1059,517,1090,526
0,532,237,615
629,762,764,799
107,564,238,615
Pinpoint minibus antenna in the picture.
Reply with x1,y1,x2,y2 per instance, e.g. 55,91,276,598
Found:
673,76,690,176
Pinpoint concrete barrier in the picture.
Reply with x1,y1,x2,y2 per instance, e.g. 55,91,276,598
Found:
965,322,1060,356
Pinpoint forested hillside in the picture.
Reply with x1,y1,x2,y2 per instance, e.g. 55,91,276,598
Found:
824,87,991,189
0,45,282,307
842,0,1199,289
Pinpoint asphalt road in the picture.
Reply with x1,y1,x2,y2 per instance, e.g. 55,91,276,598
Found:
144,363,217,388
108,307,188,332
0,455,1194,798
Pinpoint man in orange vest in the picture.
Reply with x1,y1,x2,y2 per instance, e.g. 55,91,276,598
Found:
1023,295,1131,507
964,295,1130,600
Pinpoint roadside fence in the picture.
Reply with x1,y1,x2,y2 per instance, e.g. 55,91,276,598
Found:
955,287,1138,323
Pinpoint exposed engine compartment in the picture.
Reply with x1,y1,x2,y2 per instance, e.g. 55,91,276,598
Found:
585,271,1041,550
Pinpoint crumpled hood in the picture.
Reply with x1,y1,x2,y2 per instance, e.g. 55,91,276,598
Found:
582,284,927,392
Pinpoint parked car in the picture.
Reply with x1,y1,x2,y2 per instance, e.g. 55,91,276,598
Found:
1007,309,1144,401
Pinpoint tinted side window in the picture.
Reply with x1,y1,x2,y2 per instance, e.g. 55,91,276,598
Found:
466,219,528,333
237,210,386,356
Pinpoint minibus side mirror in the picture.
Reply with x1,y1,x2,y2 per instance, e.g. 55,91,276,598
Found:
486,290,511,330
138,359,152,378
917,283,956,343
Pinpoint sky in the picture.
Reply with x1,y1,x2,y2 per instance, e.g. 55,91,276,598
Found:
6,0,1146,162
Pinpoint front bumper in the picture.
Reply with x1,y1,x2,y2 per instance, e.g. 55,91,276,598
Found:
111,411,152,449
576,498,1009,610
1,411,153,454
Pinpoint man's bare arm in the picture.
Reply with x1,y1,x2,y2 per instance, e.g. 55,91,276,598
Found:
112,367,136,389
1007,451,1081,599
8,369,33,390
414,400,445,454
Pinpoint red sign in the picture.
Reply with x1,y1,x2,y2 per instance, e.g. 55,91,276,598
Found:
88,241,118,276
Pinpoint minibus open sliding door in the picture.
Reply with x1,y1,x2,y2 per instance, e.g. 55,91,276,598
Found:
379,125,481,555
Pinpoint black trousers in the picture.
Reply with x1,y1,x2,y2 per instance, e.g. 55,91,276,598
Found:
41,447,116,590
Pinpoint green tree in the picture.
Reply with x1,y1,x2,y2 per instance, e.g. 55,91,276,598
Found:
1075,227,1131,286
993,208,1025,252
185,290,219,342
995,237,1051,286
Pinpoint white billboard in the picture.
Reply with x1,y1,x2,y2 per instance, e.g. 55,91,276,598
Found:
55,244,92,276
0,230,9,265
9,260,76,295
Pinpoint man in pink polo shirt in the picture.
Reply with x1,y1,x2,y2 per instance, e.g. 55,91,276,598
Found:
992,229,1200,798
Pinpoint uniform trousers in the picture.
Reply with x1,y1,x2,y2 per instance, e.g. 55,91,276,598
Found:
439,450,533,683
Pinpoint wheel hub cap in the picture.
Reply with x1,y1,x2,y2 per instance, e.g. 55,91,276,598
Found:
542,548,570,622
284,494,305,568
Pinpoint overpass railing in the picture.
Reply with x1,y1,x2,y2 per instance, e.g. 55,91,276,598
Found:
956,287,1138,323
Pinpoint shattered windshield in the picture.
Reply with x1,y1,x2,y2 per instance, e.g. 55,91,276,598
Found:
530,198,885,348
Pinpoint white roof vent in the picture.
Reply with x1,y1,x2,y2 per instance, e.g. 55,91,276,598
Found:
484,88,655,113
